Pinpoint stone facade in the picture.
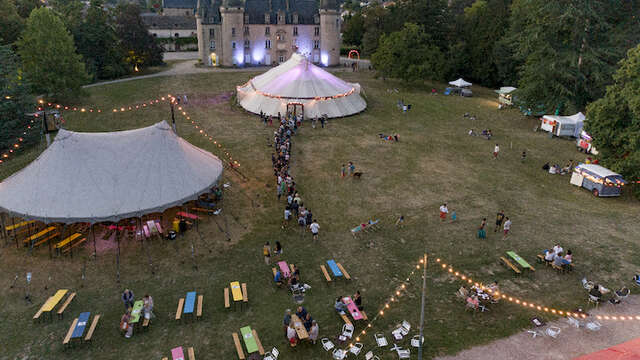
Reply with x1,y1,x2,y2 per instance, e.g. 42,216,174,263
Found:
196,0,341,67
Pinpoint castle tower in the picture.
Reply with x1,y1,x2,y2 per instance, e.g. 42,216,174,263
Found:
319,0,340,66
195,0,206,63
220,0,245,66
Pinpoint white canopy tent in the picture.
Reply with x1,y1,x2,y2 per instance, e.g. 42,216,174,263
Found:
236,53,367,118
0,121,224,224
448,78,472,87
540,112,585,138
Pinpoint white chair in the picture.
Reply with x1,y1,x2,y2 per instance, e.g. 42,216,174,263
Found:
322,338,335,351
586,321,602,331
546,326,561,338
342,323,354,339
400,320,411,336
397,348,410,359
332,348,346,360
263,347,279,360
582,278,594,290
365,351,380,360
349,343,363,356
588,294,600,309
392,328,404,341
567,317,581,328
411,335,424,347
375,333,388,347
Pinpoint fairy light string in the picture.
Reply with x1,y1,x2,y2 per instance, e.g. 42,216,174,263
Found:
434,256,639,322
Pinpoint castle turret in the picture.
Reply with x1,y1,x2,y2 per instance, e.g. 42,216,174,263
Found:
220,0,245,66
319,0,340,66
195,0,206,63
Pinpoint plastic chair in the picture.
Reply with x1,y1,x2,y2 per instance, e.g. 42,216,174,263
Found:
546,326,561,338
567,317,581,328
586,321,602,331
349,343,363,356
332,348,346,360
588,294,600,309
365,351,380,360
375,333,388,347
342,323,354,339
392,328,404,341
322,338,335,351
400,320,411,335
397,348,410,359
411,335,424,347
263,347,279,360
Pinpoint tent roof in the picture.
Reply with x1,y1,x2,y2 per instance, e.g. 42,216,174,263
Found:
495,86,517,94
449,78,472,87
0,121,223,224
575,164,623,179
236,53,366,118
543,112,585,124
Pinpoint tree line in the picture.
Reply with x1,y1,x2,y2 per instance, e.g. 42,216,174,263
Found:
343,0,640,198
0,0,163,152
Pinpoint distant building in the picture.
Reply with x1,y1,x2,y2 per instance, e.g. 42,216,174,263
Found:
162,0,197,16
142,14,197,38
195,0,342,67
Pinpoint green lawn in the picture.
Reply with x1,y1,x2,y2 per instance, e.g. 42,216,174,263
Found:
1,70,639,360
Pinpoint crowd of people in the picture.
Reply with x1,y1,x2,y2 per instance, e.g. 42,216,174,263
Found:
542,160,575,175
269,112,320,239
542,244,573,270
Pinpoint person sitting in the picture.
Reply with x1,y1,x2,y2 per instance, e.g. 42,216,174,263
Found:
287,323,298,347
308,321,319,344
553,244,564,256
296,306,308,320
288,274,299,288
466,295,480,310
120,311,133,338
562,250,572,266
468,129,477,136
543,249,555,263
542,162,550,171
304,313,313,331
274,269,283,285
589,285,603,301
457,286,469,299
143,294,154,319
553,252,565,267
334,297,347,313
353,290,363,311
549,164,558,174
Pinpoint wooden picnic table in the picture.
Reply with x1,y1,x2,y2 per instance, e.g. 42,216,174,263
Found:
70,312,91,339
230,282,243,302
507,251,535,271
177,211,200,220
130,300,144,324
240,326,259,353
40,289,68,313
343,296,363,320
290,314,309,339
277,261,291,278
184,291,196,314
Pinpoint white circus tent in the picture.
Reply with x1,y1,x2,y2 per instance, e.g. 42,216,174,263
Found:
0,121,224,224
449,78,472,87
236,53,367,118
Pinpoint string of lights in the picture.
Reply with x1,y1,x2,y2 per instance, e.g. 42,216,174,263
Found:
434,256,640,322
342,255,427,350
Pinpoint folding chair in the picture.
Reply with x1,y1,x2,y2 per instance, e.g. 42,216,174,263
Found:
411,335,424,348
365,351,380,360
399,320,411,336
375,333,388,347
341,323,354,339
546,326,561,338
586,321,602,331
332,348,346,360
322,338,335,351
349,343,363,356
263,347,279,360
397,348,410,359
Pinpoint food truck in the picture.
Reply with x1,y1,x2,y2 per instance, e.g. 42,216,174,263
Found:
570,164,626,197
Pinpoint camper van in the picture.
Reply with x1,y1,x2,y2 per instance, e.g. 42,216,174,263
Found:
570,164,626,197
540,112,585,138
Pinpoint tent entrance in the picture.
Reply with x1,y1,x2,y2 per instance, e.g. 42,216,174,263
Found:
286,103,304,118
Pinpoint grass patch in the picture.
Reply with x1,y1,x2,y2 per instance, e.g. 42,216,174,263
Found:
0,71,638,359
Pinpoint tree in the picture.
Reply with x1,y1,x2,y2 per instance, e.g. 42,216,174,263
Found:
586,45,640,198
74,0,127,80
341,12,364,47
0,45,36,156
114,3,163,70
14,0,39,17
17,7,88,99
0,0,24,45
372,23,446,83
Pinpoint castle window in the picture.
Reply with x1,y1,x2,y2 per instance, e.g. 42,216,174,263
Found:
314,27,320,36
313,40,319,49
293,13,298,24
276,32,285,41
278,14,284,24
209,28,215,37
210,40,216,50
209,17,214,23
244,26,249,35
314,15,319,24
293,27,298,36
265,13,270,23
336,19,339,28
265,27,270,35
265,39,271,49
244,40,250,48
232,27,236,36
244,14,249,23
185,10,190,15
175,33,180,38
232,41,236,49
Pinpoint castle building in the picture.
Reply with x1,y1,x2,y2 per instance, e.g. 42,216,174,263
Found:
195,0,341,67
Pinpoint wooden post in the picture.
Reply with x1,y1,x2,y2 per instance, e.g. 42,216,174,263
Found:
92,224,97,259
12,217,17,249
0,213,7,245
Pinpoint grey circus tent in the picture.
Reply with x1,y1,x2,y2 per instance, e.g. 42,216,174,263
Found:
0,121,223,223
236,53,366,118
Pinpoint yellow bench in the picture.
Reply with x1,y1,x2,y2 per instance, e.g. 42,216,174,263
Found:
84,314,100,342
33,232,60,248
55,233,82,249
175,298,184,320
320,265,332,283
232,332,245,359
62,237,86,254
500,257,521,274
57,292,76,319
24,227,56,244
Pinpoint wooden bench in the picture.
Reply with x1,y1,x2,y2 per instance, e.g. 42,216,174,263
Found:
162,358,168,360
84,314,100,342
63,318,78,346
142,317,150,328
175,298,184,320
252,329,265,355
57,292,76,319
188,347,195,360
536,254,547,264
232,332,246,359
500,257,521,274
61,237,86,254
33,232,59,248
360,311,368,321
191,207,216,215
320,265,332,283
289,264,295,274
337,263,351,280
241,283,248,304
33,308,44,321
224,288,230,309
197,294,203,319
340,312,352,326
55,233,82,250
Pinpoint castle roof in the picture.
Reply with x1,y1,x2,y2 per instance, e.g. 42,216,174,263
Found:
142,14,196,29
163,0,197,9
198,0,339,25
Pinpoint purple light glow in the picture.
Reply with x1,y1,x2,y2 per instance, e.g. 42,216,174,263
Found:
234,52,244,65
321,53,329,66
252,49,264,63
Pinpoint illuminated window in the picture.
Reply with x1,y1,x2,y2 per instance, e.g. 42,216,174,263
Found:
232,41,236,49
244,40,250,48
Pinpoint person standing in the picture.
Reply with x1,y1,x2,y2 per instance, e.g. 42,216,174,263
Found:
320,116,326,128
439,203,448,222
353,290,363,311
122,289,134,310
503,217,512,239
274,241,283,256
341,164,346,178
494,210,505,232
263,242,271,264
283,309,291,339
308,320,319,344
493,144,500,159
348,162,355,176
478,218,487,239
310,220,320,241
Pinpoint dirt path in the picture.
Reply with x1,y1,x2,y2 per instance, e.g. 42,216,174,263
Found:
436,295,640,360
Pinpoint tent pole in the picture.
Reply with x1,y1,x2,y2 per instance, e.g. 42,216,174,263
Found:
139,217,155,275
116,223,121,283
1,213,7,246
12,217,17,249
92,224,97,259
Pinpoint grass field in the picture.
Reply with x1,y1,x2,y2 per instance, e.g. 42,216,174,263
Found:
1,69,639,360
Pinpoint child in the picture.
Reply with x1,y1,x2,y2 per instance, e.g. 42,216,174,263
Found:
341,164,346,178
521,150,527,162
395,215,404,226
451,210,457,221
478,218,487,239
